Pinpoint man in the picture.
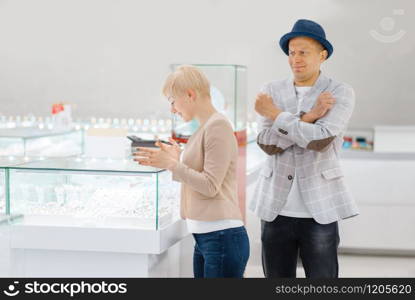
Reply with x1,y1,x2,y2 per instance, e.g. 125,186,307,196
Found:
250,19,359,278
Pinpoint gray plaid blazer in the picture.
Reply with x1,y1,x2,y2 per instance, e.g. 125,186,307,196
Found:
249,73,359,224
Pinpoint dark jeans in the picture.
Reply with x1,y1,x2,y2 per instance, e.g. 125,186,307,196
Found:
261,215,340,278
193,226,250,278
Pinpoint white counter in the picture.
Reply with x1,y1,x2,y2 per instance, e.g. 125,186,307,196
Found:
5,217,191,277
339,151,415,254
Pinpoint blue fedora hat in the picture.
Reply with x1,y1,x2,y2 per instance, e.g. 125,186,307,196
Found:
279,19,333,59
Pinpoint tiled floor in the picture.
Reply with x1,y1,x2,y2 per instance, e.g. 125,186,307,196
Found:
245,254,415,278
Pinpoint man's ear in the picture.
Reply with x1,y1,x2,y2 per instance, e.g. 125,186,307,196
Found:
321,49,328,61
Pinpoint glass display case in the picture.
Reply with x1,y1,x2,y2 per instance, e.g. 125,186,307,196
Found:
170,64,247,144
6,156,180,230
247,121,259,144
0,128,83,157
0,168,5,218
0,156,43,224
342,128,374,151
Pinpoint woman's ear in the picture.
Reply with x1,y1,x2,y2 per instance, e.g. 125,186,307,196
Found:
187,89,196,102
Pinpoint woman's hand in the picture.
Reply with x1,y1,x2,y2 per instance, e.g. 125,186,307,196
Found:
161,137,182,161
133,138,181,170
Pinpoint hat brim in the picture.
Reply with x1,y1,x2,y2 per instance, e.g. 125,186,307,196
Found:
279,32,333,59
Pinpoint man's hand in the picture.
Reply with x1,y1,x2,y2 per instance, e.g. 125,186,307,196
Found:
302,92,336,123
255,93,282,120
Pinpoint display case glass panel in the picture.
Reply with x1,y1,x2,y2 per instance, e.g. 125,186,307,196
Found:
0,128,83,157
0,168,5,217
0,156,44,223
170,64,247,142
8,157,180,230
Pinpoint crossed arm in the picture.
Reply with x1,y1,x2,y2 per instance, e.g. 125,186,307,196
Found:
255,84,355,155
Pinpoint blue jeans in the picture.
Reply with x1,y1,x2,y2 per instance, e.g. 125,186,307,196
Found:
261,215,340,278
193,226,250,278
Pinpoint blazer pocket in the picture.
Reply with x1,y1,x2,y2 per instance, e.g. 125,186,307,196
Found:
260,166,273,178
321,167,344,180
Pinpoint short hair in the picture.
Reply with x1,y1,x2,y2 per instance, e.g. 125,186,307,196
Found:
162,65,211,99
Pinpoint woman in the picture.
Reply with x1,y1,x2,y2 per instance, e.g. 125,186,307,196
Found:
134,65,249,278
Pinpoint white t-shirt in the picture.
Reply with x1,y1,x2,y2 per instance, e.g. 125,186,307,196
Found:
279,86,313,218
179,149,244,233
186,218,244,234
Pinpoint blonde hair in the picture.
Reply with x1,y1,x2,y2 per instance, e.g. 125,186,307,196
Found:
162,65,211,99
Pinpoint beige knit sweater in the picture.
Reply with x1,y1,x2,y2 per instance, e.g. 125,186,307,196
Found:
171,112,242,221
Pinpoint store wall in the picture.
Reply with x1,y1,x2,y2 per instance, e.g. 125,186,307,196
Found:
0,0,413,128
